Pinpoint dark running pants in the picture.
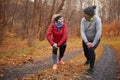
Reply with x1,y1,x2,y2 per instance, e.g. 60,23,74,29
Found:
52,45,66,64
82,40,100,69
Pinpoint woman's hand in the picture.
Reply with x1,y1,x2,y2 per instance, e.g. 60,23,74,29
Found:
53,43,57,48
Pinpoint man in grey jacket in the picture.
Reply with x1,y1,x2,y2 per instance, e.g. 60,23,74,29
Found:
80,6,102,74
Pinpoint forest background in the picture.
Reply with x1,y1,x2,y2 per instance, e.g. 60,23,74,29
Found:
0,0,120,79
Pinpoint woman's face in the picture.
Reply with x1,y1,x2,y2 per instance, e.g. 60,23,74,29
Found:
57,17,64,24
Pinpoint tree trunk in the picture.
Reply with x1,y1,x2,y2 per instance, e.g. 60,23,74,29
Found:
9,0,19,32
0,0,5,45
38,0,44,40
39,0,56,41
55,0,65,14
28,0,38,46
22,0,29,40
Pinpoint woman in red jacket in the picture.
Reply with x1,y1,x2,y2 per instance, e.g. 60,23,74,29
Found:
46,14,68,70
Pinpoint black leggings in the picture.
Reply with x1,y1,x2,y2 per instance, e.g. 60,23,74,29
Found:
52,45,66,64
82,40,100,69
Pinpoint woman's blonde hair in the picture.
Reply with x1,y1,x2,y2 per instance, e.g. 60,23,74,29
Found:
52,14,62,22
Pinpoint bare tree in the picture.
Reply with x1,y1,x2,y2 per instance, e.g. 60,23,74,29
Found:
38,0,42,40
38,0,66,40
47,0,56,27
10,0,19,32
28,0,38,46
0,0,6,45
55,0,65,14
0,0,119,45
22,0,29,40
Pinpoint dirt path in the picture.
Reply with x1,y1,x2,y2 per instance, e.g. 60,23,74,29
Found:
0,50,82,80
0,45,118,80
80,45,118,80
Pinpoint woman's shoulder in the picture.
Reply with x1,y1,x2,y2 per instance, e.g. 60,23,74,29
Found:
49,22,55,27
63,23,68,27
51,22,55,25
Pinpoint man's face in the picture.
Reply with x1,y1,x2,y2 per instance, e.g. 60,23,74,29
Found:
83,13,91,20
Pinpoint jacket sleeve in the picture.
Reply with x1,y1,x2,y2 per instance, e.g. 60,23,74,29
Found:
57,24,68,47
80,18,88,43
93,17,102,46
46,24,54,46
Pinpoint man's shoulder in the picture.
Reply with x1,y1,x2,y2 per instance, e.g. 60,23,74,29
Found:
81,17,86,22
94,15,101,20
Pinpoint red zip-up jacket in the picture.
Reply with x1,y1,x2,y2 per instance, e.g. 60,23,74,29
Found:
46,22,68,47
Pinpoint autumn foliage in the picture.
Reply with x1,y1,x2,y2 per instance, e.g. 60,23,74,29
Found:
102,20,120,38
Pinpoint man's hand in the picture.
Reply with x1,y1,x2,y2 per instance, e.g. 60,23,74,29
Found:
86,42,94,48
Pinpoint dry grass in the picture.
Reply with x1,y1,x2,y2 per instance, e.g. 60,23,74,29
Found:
102,20,120,38
0,37,104,79
0,37,82,72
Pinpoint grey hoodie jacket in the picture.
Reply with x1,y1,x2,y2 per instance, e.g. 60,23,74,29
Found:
80,15,102,46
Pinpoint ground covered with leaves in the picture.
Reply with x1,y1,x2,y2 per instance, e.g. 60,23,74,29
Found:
0,37,120,80
20,45,103,80
0,37,82,78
